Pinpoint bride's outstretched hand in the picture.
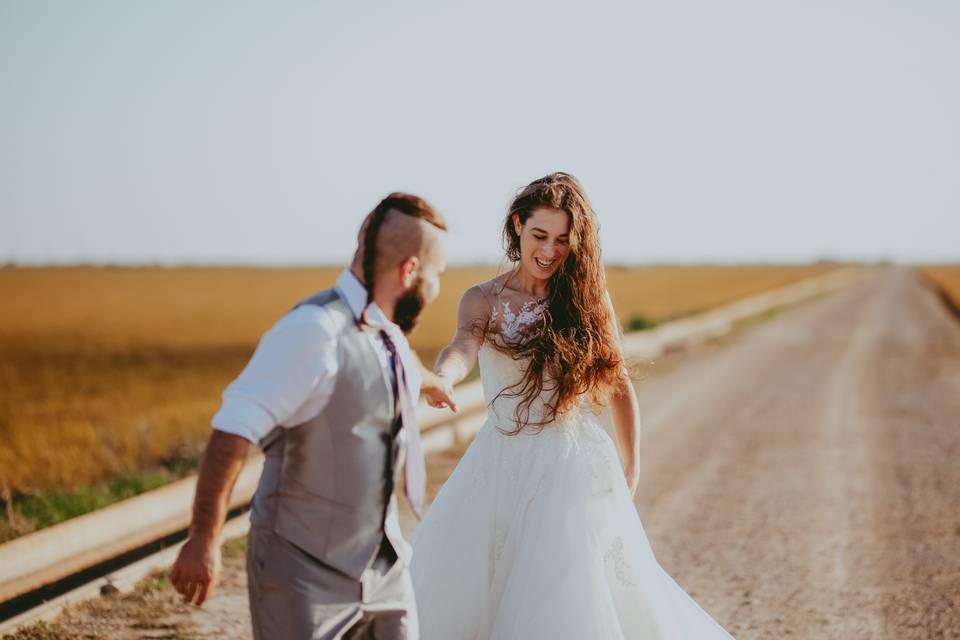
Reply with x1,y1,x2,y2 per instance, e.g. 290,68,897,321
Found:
422,371,457,412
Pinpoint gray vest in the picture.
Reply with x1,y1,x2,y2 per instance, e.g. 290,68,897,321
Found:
249,288,410,580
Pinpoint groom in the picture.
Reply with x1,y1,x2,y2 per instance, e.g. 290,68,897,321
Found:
171,193,454,639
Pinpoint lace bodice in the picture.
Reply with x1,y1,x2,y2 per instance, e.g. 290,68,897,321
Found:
480,295,581,431
489,297,547,343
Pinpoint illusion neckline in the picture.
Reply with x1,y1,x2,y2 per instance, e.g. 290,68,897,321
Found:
489,295,547,343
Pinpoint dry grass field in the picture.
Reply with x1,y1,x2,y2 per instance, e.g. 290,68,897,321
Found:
0,263,840,538
920,265,960,311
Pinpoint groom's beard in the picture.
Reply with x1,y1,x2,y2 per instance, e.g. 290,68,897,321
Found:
394,278,426,334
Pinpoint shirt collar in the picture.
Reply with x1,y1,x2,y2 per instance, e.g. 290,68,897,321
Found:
335,269,392,328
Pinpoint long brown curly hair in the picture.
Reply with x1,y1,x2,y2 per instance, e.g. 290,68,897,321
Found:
487,172,624,434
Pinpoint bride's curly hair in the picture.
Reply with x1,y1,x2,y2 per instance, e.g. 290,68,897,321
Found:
487,172,625,433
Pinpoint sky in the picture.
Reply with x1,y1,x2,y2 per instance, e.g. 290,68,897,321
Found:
1,0,958,265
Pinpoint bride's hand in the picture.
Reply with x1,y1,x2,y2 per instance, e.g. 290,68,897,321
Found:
422,371,457,412
624,460,640,497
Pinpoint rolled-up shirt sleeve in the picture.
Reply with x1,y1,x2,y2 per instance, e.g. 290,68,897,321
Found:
211,306,339,444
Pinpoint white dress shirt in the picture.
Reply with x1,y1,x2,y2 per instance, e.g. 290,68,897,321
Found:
211,269,422,445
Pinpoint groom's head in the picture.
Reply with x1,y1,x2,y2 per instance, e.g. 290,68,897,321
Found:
351,193,447,334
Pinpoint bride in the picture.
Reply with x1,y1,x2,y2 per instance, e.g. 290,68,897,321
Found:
412,172,735,639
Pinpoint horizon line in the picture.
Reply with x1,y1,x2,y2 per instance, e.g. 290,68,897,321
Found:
4,258,956,270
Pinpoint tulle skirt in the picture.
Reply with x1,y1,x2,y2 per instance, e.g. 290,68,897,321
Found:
409,412,734,639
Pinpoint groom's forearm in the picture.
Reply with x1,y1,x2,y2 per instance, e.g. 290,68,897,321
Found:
188,429,250,545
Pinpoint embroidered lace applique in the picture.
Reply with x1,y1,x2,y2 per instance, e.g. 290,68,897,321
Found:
493,529,506,563
490,298,546,343
603,536,637,588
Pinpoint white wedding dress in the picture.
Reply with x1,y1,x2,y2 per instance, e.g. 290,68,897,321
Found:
410,299,735,639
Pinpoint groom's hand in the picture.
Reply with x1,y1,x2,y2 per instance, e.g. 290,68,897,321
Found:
171,536,222,606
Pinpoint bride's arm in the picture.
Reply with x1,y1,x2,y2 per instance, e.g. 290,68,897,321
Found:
605,292,642,496
610,376,641,496
423,285,491,410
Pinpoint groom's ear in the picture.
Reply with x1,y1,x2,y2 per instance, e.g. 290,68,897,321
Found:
398,255,421,288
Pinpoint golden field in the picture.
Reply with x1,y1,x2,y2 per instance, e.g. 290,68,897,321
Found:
0,263,841,501
919,265,960,310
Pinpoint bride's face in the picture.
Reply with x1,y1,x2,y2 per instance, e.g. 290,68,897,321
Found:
512,208,571,280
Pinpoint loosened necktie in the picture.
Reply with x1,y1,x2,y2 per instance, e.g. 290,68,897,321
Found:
379,330,426,518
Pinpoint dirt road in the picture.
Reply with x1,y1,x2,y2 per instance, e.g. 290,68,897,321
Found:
630,266,960,639
33,266,960,639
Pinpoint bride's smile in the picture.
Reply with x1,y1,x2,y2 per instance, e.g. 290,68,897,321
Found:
513,207,571,284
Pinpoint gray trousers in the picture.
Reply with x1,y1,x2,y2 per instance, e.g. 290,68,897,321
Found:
247,525,419,640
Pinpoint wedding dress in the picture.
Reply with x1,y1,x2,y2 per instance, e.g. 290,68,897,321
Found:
410,298,735,639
